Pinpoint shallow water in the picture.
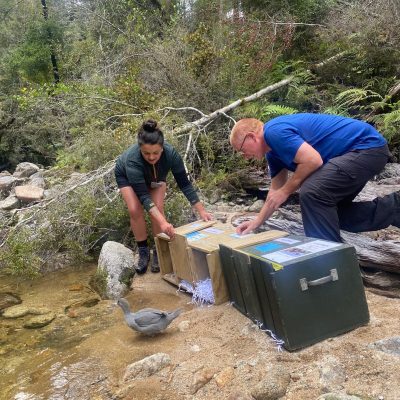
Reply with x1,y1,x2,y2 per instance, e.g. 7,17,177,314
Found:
0,265,189,400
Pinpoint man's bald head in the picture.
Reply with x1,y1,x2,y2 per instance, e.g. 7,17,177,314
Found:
230,118,263,148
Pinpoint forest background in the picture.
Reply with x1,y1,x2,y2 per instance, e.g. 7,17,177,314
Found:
0,0,400,277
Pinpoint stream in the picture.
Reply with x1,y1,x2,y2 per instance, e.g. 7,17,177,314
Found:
0,265,188,400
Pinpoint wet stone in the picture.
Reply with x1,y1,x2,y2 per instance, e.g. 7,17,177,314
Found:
0,292,22,311
2,305,50,319
23,313,56,329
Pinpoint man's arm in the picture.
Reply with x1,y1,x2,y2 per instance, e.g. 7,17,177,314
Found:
237,143,323,234
279,142,322,194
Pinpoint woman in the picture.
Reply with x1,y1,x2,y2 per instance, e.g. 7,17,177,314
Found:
115,119,212,274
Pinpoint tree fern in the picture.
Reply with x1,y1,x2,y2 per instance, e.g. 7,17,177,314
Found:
335,88,382,108
261,104,298,120
371,104,400,145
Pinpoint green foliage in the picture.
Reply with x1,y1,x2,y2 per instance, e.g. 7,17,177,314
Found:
371,104,400,146
260,104,298,120
89,268,108,299
2,18,63,85
114,67,159,111
0,228,42,278
2,0,400,278
186,22,220,79
335,88,382,110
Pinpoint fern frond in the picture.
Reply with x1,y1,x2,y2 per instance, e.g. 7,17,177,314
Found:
261,104,298,120
335,88,382,108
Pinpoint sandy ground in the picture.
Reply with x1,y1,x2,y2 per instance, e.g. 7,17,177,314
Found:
100,271,400,400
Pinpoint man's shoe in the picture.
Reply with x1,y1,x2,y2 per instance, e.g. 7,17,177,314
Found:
135,246,150,274
151,249,160,273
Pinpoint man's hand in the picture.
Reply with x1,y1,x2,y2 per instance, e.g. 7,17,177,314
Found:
236,218,261,235
265,189,289,211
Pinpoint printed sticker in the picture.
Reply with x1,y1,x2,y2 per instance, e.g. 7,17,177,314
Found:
262,246,311,263
294,240,342,253
274,237,301,245
229,233,254,239
202,227,225,234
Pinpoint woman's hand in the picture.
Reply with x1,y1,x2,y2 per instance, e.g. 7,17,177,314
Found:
193,202,213,222
199,210,213,221
160,221,175,239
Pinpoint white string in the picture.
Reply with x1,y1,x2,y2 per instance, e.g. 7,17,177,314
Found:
255,319,285,352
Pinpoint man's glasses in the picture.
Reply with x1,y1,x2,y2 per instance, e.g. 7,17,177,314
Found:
238,134,249,153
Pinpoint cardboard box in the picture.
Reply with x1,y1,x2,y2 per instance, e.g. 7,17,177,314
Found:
219,235,370,350
155,221,287,305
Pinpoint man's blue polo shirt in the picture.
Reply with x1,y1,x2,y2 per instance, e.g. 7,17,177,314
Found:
264,113,387,178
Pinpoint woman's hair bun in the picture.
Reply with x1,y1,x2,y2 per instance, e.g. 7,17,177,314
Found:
142,119,158,132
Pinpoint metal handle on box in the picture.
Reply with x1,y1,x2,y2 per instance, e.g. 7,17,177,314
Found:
299,268,338,291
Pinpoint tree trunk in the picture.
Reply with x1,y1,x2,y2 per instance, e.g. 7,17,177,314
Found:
41,0,60,84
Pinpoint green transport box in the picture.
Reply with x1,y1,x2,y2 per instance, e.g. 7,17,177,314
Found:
219,235,370,351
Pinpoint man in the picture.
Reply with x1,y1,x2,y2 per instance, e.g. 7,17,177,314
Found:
230,113,399,242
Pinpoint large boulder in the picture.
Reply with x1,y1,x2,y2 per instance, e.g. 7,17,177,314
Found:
13,162,40,178
28,171,46,188
96,241,135,299
0,175,18,194
0,195,20,210
14,185,44,203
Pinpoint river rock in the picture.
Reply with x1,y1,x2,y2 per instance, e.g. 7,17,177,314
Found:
23,312,56,329
2,304,51,318
248,199,265,212
13,162,40,178
0,195,20,210
122,352,171,382
28,171,46,188
319,355,346,392
0,292,22,311
251,366,290,400
0,175,18,193
15,185,44,202
97,241,135,300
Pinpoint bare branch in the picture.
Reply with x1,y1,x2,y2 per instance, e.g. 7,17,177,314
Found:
173,77,295,136
73,1,129,37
